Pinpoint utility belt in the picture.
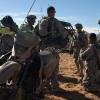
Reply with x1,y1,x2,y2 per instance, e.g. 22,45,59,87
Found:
10,50,39,65
9,55,31,66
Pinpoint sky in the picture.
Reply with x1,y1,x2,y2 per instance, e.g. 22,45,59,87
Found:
0,0,100,33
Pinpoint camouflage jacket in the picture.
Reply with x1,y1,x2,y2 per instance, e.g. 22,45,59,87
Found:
12,23,40,60
35,17,68,38
73,31,88,50
80,44,98,70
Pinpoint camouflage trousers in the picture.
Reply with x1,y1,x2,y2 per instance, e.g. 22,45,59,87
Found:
82,68,100,91
73,49,84,72
82,63,97,85
22,52,41,91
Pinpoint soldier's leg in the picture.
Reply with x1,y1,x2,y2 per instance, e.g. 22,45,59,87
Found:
82,68,97,91
73,49,80,73
32,52,41,92
82,68,92,84
21,60,35,100
50,65,59,90
78,59,84,81
75,59,80,71
22,52,42,99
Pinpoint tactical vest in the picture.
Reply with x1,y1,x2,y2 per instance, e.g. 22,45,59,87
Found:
39,17,60,38
73,31,88,49
12,25,40,58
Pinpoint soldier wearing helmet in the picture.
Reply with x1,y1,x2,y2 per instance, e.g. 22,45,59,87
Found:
27,15,36,26
20,15,37,31
18,15,40,58
19,15,41,97
1,16,18,33
0,16,18,54
35,6,68,48
75,23,83,32
47,6,56,18
80,33,100,91
75,23,83,28
0,15,41,99
73,23,88,77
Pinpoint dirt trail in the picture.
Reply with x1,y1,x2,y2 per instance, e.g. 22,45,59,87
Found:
44,53,100,100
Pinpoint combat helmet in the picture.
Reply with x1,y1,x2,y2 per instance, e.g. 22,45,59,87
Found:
1,16,14,26
26,15,37,20
75,23,83,29
47,6,56,13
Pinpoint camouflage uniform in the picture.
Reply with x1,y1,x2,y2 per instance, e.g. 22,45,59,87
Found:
12,21,40,62
73,31,88,73
68,33,75,54
0,15,40,84
18,19,41,97
35,17,68,48
80,43,100,90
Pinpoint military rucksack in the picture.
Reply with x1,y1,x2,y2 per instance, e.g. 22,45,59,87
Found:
73,31,88,49
38,17,58,37
38,17,49,37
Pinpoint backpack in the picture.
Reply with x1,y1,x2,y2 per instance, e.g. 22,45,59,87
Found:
38,17,57,37
38,17,49,37
73,31,88,49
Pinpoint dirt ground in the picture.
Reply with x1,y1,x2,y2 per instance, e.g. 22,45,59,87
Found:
44,53,100,100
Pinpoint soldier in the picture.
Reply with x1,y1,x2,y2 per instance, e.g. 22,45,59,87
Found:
73,23,88,75
0,16,17,55
20,15,36,31
1,16,18,33
15,15,41,98
80,33,100,91
12,14,40,60
35,6,68,48
0,16,21,84
0,15,40,99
